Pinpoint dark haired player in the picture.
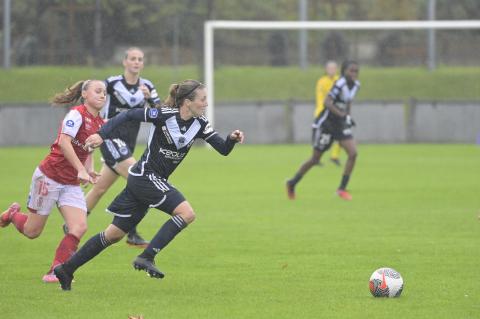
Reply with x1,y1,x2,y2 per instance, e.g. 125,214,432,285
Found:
286,60,360,201
54,79,244,290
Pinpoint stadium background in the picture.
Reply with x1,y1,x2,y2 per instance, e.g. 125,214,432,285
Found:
0,1,479,319
0,0,479,146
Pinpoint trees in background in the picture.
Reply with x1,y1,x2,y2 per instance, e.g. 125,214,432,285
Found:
1,0,477,66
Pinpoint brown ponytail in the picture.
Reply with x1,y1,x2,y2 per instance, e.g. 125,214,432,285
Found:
163,79,204,108
50,80,92,106
164,83,180,108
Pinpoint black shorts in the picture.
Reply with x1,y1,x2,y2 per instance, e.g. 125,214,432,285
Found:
100,138,134,173
107,172,186,233
312,118,353,152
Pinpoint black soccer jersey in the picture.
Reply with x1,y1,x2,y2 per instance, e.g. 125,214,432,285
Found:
98,107,236,179
102,75,161,151
315,76,360,126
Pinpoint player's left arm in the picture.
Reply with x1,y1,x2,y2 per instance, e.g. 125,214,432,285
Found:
140,81,161,107
198,117,244,155
83,153,100,183
344,101,355,127
206,130,244,156
345,82,360,126
346,101,352,115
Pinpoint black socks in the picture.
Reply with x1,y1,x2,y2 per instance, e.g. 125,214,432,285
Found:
138,215,187,261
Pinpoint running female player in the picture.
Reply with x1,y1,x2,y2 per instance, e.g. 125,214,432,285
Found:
0,80,106,282
54,79,244,290
286,60,360,201
80,47,161,247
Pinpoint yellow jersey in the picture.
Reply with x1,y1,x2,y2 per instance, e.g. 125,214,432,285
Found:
314,74,339,117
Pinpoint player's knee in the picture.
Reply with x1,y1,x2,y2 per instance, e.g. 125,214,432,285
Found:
68,222,88,238
349,151,358,160
23,227,43,239
179,209,196,224
104,224,126,243
311,157,320,165
108,235,124,244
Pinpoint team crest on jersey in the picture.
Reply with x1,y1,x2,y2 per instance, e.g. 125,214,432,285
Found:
130,97,136,104
149,108,159,118
66,120,74,127
203,123,213,135
119,146,129,155
178,136,186,145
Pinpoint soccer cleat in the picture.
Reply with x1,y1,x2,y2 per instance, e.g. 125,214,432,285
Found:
42,271,59,283
126,232,149,248
336,189,352,201
0,202,21,228
286,180,296,200
132,256,164,279
54,265,74,291
330,158,341,166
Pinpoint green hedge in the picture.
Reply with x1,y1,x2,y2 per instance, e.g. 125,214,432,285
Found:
1,65,478,103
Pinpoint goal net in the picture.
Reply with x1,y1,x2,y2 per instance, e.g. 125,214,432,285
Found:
203,20,480,143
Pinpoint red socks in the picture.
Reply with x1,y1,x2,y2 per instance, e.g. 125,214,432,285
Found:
49,233,80,273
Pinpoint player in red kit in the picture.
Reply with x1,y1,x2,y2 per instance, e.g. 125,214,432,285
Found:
0,79,106,283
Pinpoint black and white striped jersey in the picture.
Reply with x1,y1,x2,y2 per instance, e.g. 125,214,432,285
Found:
328,76,360,111
328,76,360,110
315,76,360,126
101,75,161,151
98,107,237,179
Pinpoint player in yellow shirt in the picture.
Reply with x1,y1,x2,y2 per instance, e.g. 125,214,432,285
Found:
315,61,341,165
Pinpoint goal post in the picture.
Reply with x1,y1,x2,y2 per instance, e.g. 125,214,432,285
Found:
203,20,480,129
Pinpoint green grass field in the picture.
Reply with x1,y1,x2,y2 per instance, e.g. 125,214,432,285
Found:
0,144,479,319
1,66,479,103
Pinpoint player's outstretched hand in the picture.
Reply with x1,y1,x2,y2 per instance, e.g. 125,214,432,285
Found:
85,133,104,150
229,130,245,144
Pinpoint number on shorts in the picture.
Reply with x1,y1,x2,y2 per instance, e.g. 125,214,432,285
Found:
319,133,331,146
37,180,49,196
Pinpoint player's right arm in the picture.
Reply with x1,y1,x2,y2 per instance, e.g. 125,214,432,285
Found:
324,95,347,118
86,108,158,147
59,109,94,184
58,134,91,184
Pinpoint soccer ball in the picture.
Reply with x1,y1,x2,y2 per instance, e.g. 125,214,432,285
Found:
369,267,404,297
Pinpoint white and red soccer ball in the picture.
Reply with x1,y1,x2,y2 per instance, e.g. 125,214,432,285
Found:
369,267,404,298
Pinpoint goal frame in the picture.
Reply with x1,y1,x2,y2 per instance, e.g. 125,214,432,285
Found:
203,20,480,128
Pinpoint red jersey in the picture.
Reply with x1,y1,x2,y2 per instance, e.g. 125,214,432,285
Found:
39,104,104,185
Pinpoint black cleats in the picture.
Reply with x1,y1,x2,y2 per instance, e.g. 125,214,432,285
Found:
132,256,164,279
54,264,74,291
126,232,149,248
